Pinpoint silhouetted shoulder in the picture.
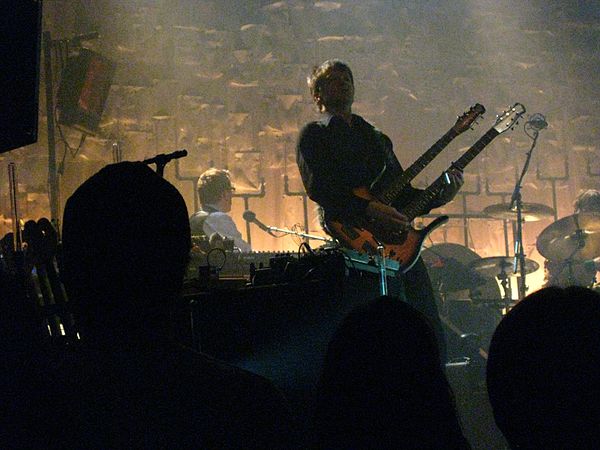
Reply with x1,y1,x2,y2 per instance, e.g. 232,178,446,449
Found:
44,342,297,449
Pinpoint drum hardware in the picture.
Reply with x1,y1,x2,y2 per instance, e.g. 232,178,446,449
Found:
542,257,598,289
421,243,502,309
483,202,555,222
560,258,596,288
468,257,539,306
536,213,600,288
536,213,600,262
484,180,515,258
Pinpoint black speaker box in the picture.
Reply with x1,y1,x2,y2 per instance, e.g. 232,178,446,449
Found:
0,0,43,154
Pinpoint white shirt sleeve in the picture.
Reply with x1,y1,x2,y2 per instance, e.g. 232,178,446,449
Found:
203,212,252,253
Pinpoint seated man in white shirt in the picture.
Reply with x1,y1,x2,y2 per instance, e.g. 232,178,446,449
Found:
190,168,252,252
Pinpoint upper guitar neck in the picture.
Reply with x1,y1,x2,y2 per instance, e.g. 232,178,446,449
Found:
377,128,461,205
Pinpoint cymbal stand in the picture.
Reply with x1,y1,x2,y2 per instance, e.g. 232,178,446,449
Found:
496,262,512,309
485,180,513,257
563,258,578,286
565,218,586,285
510,126,541,300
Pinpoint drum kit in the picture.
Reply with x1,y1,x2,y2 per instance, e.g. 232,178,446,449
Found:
422,203,600,350
423,203,600,306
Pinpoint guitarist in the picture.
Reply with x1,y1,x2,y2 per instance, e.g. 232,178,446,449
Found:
296,60,463,359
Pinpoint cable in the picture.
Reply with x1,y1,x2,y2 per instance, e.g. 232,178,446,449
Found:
297,241,314,258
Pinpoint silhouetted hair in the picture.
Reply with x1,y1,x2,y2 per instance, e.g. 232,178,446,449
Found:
62,162,191,329
487,286,600,449
197,168,234,206
314,295,468,449
307,59,354,109
573,189,600,213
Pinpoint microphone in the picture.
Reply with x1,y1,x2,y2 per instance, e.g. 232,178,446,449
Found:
142,149,188,166
243,210,271,233
526,113,548,131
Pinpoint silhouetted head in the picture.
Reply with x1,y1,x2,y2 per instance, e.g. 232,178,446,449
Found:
487,286,600,449
315,295,466,448
62,162,191,335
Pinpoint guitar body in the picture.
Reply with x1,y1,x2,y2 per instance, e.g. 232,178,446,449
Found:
325,209,449,273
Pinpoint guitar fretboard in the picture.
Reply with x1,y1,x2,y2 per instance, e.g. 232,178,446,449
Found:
403,127,500,221
378,128,460,205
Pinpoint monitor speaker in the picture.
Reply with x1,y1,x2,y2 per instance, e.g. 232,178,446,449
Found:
56,48,116,135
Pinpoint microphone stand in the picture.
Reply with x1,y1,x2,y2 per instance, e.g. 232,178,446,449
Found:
259,225,334,243
142,149,188,177
510,127,540,300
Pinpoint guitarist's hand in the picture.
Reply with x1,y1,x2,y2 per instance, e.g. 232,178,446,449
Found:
366,201,410,229
437,168,464,204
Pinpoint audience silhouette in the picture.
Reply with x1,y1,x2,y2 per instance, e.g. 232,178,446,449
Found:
42,162,296,448
487,286,600,449
313,295,470,449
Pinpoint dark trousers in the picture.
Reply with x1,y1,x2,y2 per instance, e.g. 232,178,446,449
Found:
398,257,447,362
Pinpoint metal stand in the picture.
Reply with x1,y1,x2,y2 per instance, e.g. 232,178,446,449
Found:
510,129,541,300
253,224,332,243
112,141,123,163
377,243,388,296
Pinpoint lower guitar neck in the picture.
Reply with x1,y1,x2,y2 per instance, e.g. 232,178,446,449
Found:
402,127,500,221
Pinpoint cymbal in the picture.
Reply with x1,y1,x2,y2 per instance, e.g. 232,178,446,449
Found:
483,202,555,222
536,213,600,261
468,256,539,278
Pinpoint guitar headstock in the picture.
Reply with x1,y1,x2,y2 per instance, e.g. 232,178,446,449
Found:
453,103,486,134
493,103,526,134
